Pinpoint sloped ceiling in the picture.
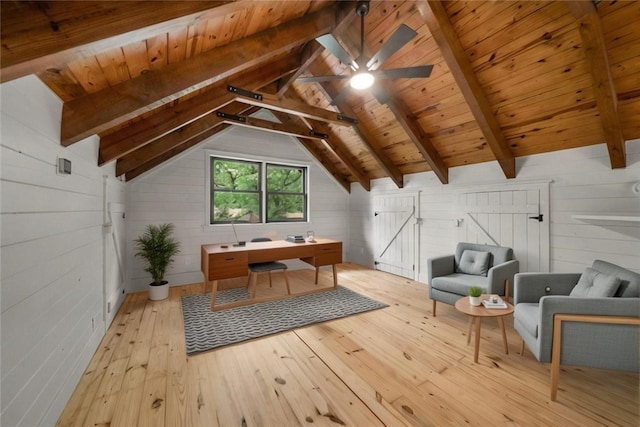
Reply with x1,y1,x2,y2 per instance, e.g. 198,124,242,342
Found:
2,1,638,192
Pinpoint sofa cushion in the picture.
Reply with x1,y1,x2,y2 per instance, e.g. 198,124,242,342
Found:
570,267,621,298
431,274,489,296
456,250,491,276
514,303,539,338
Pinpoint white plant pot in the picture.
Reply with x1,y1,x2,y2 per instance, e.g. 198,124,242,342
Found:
148,281,169,301
469,296,482,306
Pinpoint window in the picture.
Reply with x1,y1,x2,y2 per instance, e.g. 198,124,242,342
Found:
210,156,307,224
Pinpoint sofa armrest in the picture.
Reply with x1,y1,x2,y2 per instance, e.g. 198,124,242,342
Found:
513,272,581,304
427,254,455,283
487,259,519,295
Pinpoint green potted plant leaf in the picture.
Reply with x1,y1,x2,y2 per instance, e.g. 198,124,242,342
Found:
134,223,180,301
468,286,483,306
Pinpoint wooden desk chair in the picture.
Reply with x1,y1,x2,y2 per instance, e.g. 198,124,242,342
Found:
247,237,290,298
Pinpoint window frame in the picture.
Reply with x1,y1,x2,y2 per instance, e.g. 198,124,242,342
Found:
206,151,310,226
265,163,308,223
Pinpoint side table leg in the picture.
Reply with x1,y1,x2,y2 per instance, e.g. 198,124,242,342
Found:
498,316,509,354
474,317,482,363
466,317,474,345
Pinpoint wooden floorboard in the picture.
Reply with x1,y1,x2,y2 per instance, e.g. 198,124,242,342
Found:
56,263,640,426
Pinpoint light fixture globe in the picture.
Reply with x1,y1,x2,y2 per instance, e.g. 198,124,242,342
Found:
350,72,374,90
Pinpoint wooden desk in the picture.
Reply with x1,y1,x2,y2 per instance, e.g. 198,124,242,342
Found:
201,238,342,310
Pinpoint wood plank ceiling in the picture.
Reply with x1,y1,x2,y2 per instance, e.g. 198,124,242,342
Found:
2,1,638,192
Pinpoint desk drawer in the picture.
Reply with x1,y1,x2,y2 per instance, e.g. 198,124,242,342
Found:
209,252,248,280
313,242,342,266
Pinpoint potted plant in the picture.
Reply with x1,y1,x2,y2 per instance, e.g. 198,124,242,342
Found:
468,286,483,306
134,223,180,301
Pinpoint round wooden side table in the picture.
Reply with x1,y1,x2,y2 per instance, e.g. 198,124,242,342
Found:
454,295,514,363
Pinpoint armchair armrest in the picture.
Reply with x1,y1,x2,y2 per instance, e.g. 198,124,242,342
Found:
427,254,455,283
536,296,640,363
514,272,581,304
487,259,519,295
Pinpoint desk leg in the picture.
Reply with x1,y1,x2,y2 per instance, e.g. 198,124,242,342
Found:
315,267,319,285
332,264,338,289
209,280,219,311
474,317,482,363
498,316,509,354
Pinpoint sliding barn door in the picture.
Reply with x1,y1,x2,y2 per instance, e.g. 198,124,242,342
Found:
104,201,126,328
373,193,419,279
457,184,550,272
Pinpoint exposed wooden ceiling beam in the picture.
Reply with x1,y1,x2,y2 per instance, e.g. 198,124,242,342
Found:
124,125,231,182
566,1,626,168
1,1,246,82
374,83,449,184
276,2,357,98
61,5,340,145
230,90,357,128
116,103,252,176
277,41,326,98
115,103,252,177
272,105,370,191
303,62,405,188
217,113,326,141
98,56,300,165
418,0,516,179
268,111,351,193
302,118,371,191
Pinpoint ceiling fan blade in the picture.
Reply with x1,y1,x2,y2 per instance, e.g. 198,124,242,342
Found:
330,86,353,106
297,75,351,83
372,65,434,80
370,85,391,105
366,24,417,71
316,34,357,69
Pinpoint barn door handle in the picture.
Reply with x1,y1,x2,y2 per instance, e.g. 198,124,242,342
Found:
529,214,543,222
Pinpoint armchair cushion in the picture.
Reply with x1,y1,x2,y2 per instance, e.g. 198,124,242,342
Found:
456,249,490,276
569,267,622,298
515,303,539,337
431,274,489,295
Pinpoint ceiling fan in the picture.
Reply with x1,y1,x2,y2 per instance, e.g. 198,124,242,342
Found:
297,1,433,106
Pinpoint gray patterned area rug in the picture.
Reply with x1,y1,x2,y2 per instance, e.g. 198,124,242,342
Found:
181,286,388,355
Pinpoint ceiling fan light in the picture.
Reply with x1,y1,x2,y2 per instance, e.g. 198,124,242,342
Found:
350,72,374,90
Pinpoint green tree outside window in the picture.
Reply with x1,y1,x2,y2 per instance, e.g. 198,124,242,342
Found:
210,157,307,224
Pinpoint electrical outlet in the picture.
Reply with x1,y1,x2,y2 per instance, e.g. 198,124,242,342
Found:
107,301,111,314
91,317,95,331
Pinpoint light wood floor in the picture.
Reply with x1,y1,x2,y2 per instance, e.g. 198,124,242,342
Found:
57,263,639,426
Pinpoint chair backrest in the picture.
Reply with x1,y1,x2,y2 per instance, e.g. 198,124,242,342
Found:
592,259,640,297
251,237,272,243
455,242,514,269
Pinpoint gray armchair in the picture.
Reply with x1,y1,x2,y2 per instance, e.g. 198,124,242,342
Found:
513,260,640,400
428,242,519,316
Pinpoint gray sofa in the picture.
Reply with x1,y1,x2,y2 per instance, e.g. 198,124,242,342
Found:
514,260,640,370
428,242,519,316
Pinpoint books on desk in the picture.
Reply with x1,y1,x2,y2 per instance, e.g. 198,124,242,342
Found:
286,235,305,243
482,297,508,309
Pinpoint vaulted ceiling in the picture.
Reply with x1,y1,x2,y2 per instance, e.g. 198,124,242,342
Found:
2,1,638,192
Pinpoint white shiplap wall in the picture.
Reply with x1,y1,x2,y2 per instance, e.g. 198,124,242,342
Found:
125,123,350,292
349,141,640,281
0,76,125,426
